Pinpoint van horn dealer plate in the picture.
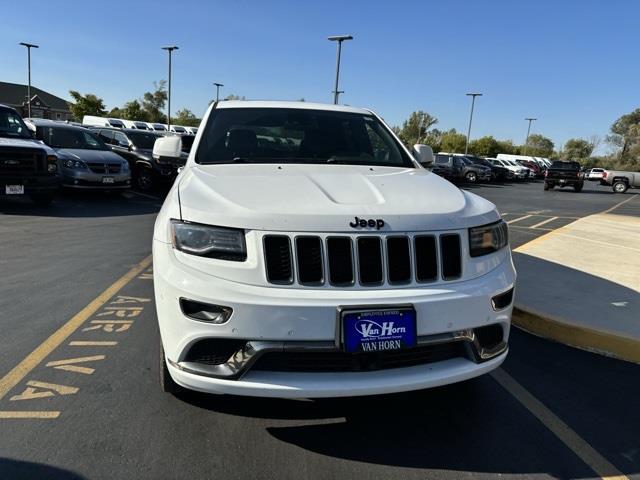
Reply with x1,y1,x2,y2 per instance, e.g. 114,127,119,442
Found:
340,306,417,353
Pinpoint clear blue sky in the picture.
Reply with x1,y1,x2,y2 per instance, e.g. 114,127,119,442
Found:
1,0,638,152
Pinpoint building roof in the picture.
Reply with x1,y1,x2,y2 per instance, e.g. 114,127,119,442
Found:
0,81,70,111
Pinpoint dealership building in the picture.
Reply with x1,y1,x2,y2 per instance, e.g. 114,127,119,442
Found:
0,81,72,120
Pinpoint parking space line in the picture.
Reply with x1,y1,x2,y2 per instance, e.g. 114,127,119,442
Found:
128,190,162,201
491,368,628,480
601,193,639,214
530,216,559,229
0,411,60,419
69,341,118,346
507,214,532,224
0,255,152,402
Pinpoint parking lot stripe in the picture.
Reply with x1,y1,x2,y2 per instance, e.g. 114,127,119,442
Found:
0,411,60,419
530,216,559,229
601,193,639,214
507,215,532,224
491,368,628,480
69,341,118,346
0,255,152,402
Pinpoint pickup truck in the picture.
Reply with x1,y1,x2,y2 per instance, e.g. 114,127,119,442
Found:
600,169,640,193
544,160,584,192
0,104,59,205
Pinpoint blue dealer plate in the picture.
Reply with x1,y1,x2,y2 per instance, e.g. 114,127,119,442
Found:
342,307,417,353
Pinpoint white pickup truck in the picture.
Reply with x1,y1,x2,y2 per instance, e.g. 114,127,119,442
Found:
151,101,516,398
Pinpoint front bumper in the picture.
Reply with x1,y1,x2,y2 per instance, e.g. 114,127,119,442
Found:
154,240,516,397
60,168,131,189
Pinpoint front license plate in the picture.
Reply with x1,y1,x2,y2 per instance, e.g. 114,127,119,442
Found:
5,185,24,195
342,307,417,353
102,176,115,184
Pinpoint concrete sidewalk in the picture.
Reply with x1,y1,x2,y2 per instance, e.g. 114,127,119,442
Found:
512,194,640,363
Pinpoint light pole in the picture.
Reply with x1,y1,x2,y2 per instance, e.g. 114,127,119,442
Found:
19,42,39,118
464,93,482,154
161,45,178,130
524,117,537,155
214,82,224,102
328,35,353,104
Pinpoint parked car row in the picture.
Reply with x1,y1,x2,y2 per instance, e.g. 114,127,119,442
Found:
0,104,190,206
426,152,550,183
82,115,198,135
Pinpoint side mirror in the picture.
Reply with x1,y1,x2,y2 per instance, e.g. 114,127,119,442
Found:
153,136,182,160
413,144,434,166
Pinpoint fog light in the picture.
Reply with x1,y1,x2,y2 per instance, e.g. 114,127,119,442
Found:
74,179,79,185
474,324,504,350
179,298,232,324
47,163,57,173
491,288,514,310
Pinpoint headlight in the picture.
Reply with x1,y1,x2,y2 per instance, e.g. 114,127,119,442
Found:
171,220,246,261
469,220,509,257
63,159,86,169
46,155,58,173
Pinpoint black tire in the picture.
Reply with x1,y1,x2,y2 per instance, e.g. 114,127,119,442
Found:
30,193,54,206
613,181,628,194
465,171,478,183
160,344,182,395
136,165,155,192
574,183,583,193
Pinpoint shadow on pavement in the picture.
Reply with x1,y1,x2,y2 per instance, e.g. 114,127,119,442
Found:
0,189,163,218
0,458,85,480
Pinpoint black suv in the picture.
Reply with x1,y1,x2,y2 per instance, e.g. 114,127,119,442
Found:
465,155,510,181
0,104,59,205
92,127,186,191
432,154,492,183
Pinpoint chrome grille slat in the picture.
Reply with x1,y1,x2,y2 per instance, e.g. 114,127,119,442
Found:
265,233,462,287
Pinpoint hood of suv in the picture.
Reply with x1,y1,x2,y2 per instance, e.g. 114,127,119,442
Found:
177,164,499,232
0,137,55,155
55,148,125,163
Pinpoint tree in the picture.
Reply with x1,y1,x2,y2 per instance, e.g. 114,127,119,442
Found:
495,139,520,155
562,138,594,161
107,107,123,118
68,91,106,120
524,134,554,157
440,129,467,153
141,81,168,123
121,100,146,121
607,108,640,161
174,108,199,127
395,110,438,147
468,136,501,158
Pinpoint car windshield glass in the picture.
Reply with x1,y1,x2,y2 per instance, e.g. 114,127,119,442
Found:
196,107,415,168
0,109,33,139
127,131,160,149
181,135,194,153
38,126,108,150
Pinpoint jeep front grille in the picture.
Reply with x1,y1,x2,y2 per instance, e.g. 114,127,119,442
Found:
263,233,462,287
0,149,46,176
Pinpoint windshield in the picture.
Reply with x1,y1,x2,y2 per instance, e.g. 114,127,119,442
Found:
173,126,186,133
127,131,161,149
134,122,148,130
0,109,33,139
551,161,580,169
37,126,108,150
196,108,414,167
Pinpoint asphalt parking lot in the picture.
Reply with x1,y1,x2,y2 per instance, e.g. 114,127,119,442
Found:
1,182,639,480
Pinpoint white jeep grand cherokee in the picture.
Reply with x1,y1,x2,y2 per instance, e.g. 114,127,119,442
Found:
153,101,516,398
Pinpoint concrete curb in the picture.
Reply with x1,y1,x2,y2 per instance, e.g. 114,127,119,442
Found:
512,306,640,364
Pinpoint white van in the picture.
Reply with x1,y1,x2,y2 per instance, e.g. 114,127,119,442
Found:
147,122,168,132
185,127,198,135
169,125,188,134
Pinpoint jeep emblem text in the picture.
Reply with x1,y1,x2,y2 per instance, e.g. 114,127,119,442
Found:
349,216,385,229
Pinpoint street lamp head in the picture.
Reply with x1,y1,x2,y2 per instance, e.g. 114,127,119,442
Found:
466,92,482,97
19,42,39,49
162,45,179,52
525,117,537,121
328,35,353,42
214,83,224,87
